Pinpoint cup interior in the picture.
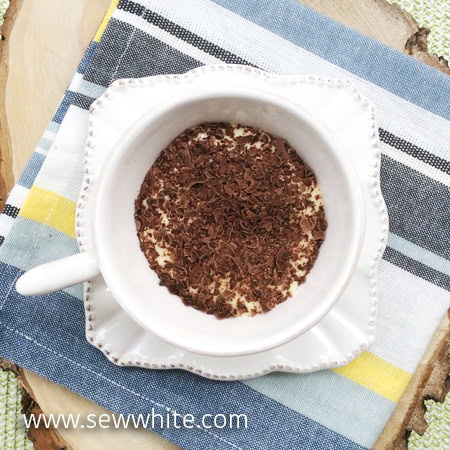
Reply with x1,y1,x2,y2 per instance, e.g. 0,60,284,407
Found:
94,87,364,356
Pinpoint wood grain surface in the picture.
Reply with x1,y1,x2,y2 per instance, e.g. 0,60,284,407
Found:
0,1,448,449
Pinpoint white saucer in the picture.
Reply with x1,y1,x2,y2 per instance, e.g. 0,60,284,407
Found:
77,65,388,380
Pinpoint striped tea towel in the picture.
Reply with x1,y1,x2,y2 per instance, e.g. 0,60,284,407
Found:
1,1,450,448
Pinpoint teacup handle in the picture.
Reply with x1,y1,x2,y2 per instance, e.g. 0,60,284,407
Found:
16,251,101,296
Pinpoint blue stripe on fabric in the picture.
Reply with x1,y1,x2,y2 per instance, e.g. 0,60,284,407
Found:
78,41,98,74
49,43,96,125
47,121,60,134
388,233,450,278
0,261,366,450
380,155,450,261
0,217,82,299
17,153,46,189
245,371,394,449
38,137,53,151
76,79,106,99
211,0,450,121
52,90,75,124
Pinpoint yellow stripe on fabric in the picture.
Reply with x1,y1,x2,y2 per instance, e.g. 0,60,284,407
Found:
19,186,76,239
333,351,411,403
94,0,120,42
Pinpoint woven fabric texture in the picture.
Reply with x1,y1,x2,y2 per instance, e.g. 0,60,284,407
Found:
389,0,450,62
408,394,450,449
0,1,449,449
0,370,33,450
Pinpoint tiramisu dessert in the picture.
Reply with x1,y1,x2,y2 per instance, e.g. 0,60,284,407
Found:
135,123,327,319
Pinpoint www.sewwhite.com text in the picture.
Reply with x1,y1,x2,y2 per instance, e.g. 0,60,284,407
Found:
23,409,248,430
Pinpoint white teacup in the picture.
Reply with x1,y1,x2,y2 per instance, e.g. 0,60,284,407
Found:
17,88,365,357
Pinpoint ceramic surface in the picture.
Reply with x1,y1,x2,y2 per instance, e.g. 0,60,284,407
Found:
79,66,387,378
91,89,363,356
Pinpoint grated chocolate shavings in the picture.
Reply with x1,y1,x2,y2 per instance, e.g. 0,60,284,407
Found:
135,123,327,319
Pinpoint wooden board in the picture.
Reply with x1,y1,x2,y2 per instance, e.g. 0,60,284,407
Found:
21,370,176,450
0,1,448,449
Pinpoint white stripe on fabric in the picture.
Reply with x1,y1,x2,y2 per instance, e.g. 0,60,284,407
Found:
35,147,49,157
388,233,450,278
369,259,449,372
2,185,29,210
33,106,88,202
42,130,56,142
113,9,222,66
0,184,30,240
70,73,107,99
0,215,16,240
142,0,450,158
68,72,85,92
381,142,450,187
